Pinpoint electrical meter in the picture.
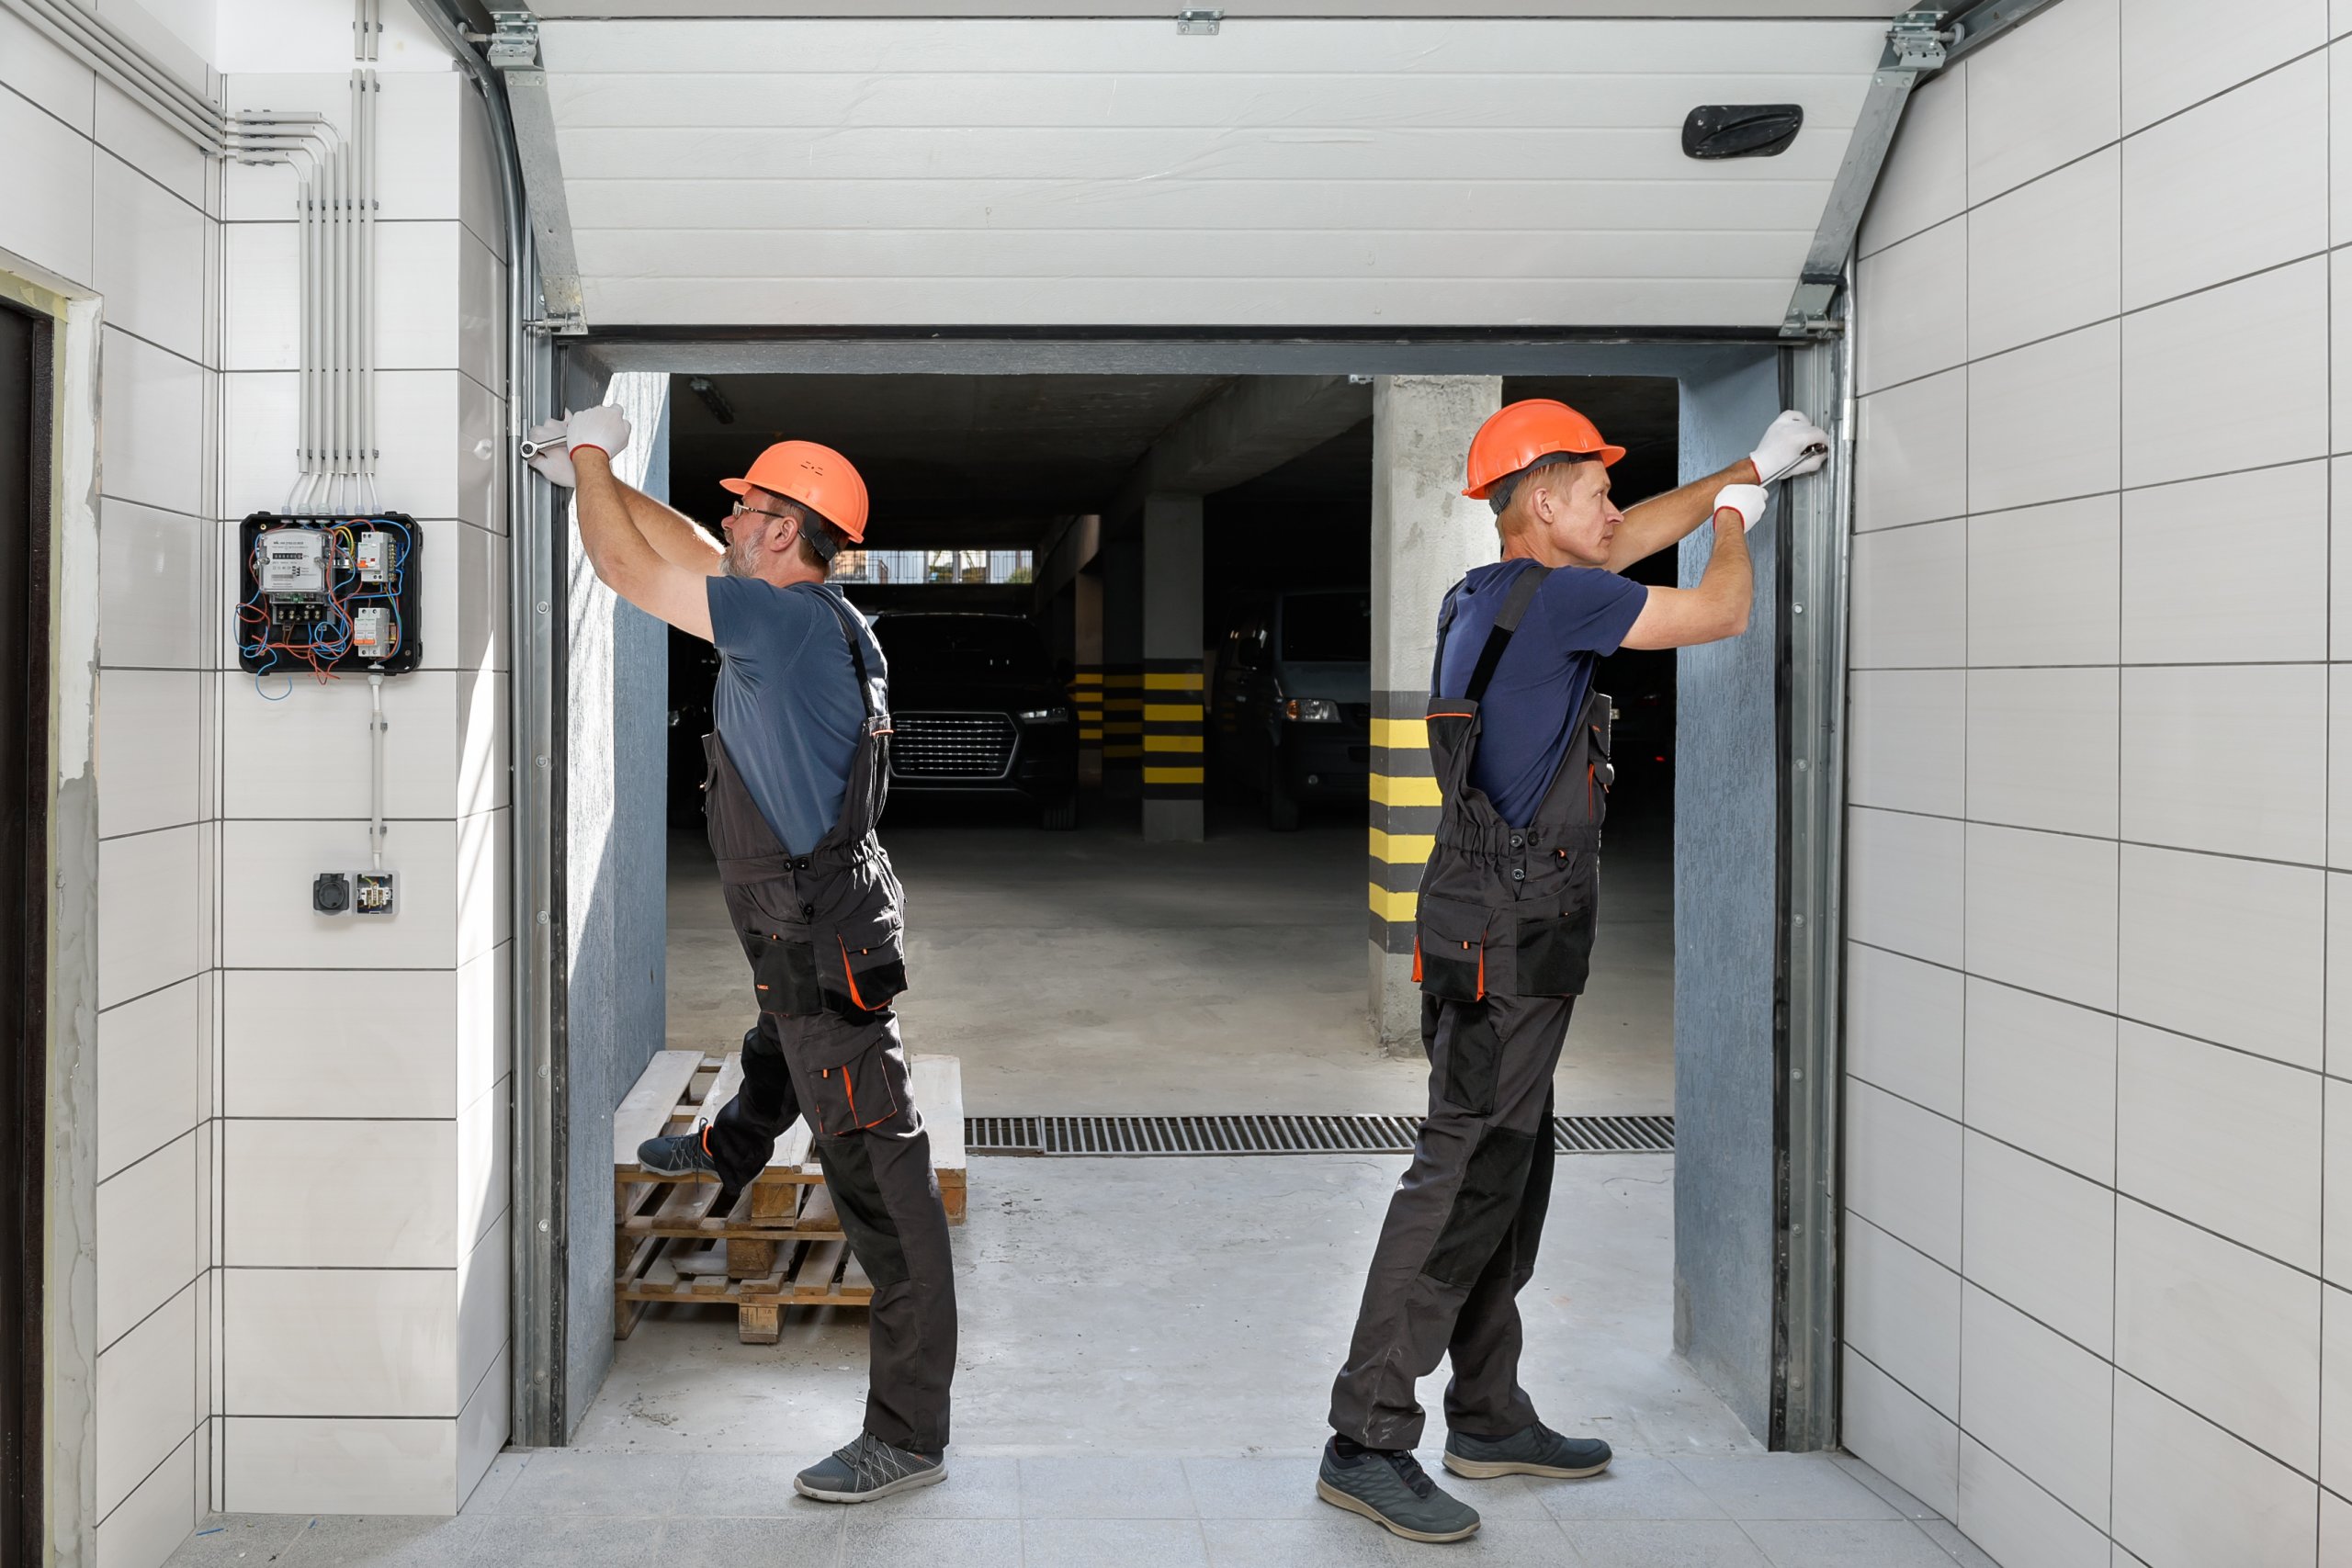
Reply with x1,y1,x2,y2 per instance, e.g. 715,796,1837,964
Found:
235,512,423,676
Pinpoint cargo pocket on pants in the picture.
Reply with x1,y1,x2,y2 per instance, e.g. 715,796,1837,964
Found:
1433,998,1504,1117
820,910,909,1016
1514,902,1597,997
752,935,824,1017
810,1040,903,1137
1413,896,1490,1001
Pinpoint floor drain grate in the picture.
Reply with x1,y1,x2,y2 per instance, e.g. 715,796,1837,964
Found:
964,1114,1673,1156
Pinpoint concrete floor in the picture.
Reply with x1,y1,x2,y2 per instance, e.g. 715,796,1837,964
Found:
665,798,1675,1116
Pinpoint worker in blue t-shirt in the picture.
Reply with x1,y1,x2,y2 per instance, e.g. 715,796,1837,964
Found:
528,408,957,1509
1320,400,1829,1545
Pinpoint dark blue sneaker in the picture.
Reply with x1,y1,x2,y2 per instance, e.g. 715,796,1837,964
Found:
1317,1438,1479,1543
1443,1422,1611,1481
794,1433,945,1504
637,1122,719,1179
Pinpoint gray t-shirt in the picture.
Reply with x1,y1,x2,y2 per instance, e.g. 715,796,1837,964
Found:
705,577,886,854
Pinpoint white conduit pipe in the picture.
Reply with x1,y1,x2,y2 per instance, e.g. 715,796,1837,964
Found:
361,71,379,513
5,0,221,152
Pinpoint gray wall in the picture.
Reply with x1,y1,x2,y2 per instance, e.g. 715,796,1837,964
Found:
560,367,673,1426
1668,347,1784,1438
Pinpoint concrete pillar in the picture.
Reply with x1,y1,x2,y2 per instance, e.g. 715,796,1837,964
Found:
1141,491,1205,842
1367,375,1503,1050
1101,525,1144,800
1072,567,1104,790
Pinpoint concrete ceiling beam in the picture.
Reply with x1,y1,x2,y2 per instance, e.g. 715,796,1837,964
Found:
1105,374,1371,521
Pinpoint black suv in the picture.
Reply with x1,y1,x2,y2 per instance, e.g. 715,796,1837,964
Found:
872,612,1080,829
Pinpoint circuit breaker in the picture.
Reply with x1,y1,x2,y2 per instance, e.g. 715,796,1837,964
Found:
236,512,424,677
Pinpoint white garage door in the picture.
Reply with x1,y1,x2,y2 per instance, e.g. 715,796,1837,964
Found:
538,15,1888,330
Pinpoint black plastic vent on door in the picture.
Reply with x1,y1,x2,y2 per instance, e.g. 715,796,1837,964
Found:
1681,104,1805,159
965,1114,1674,1156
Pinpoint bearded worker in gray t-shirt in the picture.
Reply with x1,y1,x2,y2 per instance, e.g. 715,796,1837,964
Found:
530,407,956,1508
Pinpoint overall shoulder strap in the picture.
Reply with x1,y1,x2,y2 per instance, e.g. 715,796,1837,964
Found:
812,588,885,721
1463,563,1551,705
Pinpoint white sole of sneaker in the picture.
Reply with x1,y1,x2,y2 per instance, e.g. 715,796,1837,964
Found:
1315,1477,1481,1543
1442,1453,1611,1481
794,1464,948,1505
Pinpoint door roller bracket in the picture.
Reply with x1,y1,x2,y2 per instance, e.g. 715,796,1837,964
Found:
1177,8,1222,34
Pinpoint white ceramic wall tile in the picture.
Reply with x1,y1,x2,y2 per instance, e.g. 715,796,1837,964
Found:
92,152,209,367
457,1345,510,1511
2325,1286,2352,1495
1968,495,2120,668
2123,258,2329,490
220,221,297,371
1846,807,1965,968
1860,220,1970,396
1969,145,2120,361
0,87,96,285
1959,1282,2113,1524
1856,371,1968,532
1969,323,2121,515
97,669,201,839
455,229,503,393
1963,1131,2116,1356
2117,847,2325,1072
0,6,96,132
1845,1213,1962,1417
455,807,511,964
1848,1079,1962,1268
2335,671,2352,869
100,499,210,670
223,967,457,1119
1850,518,1965,669
2115,1199,2322,1471
1843,1346,1960,1520
221,670,458,822
2123,55,2328,311
455,664,509,817
1963,824,2119,1012
2326,1485,2352,1568
2328,1077,2352,1290
377,221,469,372
2336,39,2352,251
2121,0,2329,133
96,1280,196,1518
96,1130,196,1349
456,82,507,265
2335,459,2352,659
92,79,206,216
219,817,458,970
2335,876,2352,1078
371,370,499,532
220,370,297,517
2339,250,2352,456
455,943,510,1112
100,326,209,519
1956,1436,2111,1568
94,1431,194,1568
1964,977,2119,1183
1965,0,2120,200
97,974,205,1182
457,1210,507,1404
224,1120,458,1269
97,824,207,1010
2121,663,2327,864
458,1076,510,1258
221,73,465,226
1846,942,1963,1119
1965,667,2119,838
2111,1371,2317,1568
221,1416,457,1515
2115,1021,2323,1269
221,1268,457,1416
421,519,511,668
2122,459,2328,664
1861,66,1966,258
1848,670,1965,818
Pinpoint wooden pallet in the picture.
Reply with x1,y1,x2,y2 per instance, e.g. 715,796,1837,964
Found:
612,1048,965,1344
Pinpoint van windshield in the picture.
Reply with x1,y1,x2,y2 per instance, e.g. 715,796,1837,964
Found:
1280,592,1370,661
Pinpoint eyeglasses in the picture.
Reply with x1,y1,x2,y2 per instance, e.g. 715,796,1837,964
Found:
729,500,795,525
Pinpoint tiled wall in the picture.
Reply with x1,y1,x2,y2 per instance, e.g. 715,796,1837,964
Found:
1,7,513,1561
1840,2,2352,1564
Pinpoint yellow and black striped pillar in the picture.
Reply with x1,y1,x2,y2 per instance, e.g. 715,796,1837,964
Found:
1069,665,1104,788
1102,664,1143,797
1141,660,1205,809
1368,691,1441,953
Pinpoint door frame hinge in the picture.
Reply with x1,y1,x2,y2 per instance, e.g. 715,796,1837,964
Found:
1177,8,1222,34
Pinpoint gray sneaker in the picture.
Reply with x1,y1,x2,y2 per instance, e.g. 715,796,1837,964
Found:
1317,1438,1480,1543
1443,1422,1611,1481
793,1433,946,1504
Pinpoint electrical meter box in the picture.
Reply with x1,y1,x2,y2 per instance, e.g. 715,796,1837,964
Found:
236,513,423,676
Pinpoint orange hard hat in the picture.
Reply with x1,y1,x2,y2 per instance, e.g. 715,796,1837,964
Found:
1462,399,1626,501
719,440,871,543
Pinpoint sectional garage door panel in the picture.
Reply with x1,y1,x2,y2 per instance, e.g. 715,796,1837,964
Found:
541,17,1886,329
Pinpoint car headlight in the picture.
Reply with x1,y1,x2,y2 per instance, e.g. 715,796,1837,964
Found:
1016,706,1072,723
1283,697,1341,722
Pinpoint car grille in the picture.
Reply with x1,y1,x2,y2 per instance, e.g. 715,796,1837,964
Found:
891,712,1015,780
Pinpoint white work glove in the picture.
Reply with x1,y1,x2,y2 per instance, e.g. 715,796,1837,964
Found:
1713,482,1770,533
524,418,574,488
566,404,632,464
1747,409,1830,486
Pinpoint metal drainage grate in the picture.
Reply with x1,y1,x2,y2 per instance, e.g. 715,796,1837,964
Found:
965,1114,1673,1156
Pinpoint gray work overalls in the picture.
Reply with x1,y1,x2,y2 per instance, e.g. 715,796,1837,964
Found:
700,591,957,1455
1330,563,1609,1450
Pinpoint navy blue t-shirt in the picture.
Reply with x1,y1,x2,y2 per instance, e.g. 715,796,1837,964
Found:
1434,558,1648,828
706,577,886,854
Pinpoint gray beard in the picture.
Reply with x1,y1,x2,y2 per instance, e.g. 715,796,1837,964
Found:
722,536,758,578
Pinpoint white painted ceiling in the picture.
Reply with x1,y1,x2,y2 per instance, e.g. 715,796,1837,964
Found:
539,14,1893,330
